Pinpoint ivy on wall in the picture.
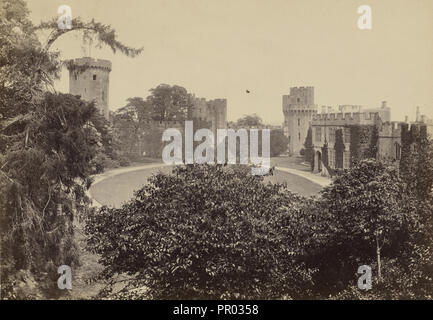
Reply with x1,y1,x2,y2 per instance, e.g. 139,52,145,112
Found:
400,123,432,200
400,123,412,176
363,126,378,159
349,125,377,166
349,126,361,165
303,127,314,171
321,142,336,176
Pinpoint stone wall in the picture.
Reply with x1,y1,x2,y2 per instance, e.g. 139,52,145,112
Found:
67,57,112,120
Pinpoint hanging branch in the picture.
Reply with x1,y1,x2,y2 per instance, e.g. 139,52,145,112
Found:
35,17,143,57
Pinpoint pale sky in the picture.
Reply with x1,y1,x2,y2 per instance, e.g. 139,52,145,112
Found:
27,0,433,125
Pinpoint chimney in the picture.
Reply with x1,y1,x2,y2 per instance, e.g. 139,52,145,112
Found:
416,106,420,122
327,106,333,113
381,101,387,109
404,115,409,123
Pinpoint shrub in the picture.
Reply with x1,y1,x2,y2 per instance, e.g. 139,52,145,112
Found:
307,159,424,298
86,164,315,299
118,156,131,167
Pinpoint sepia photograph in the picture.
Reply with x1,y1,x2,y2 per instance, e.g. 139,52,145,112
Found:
0,0,432,306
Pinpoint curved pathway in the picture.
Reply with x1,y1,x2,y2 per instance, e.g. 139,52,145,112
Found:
89,163,331,208
274,166,331,188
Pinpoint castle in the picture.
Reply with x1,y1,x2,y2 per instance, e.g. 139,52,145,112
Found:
66,57,112,120
283,86,432,175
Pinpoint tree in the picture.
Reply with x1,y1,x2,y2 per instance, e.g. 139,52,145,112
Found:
270,129,289,157
85,164,315,299
112,85,196,159
400,124,433,201
303,128,313,169
311,159,410,296
398,124,433,298
236,114,263,127
1,93,101,297
147,84,193,121
0,0,142,298
112,97,151,156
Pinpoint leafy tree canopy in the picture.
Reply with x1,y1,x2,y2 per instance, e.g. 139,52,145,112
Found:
86,164,316,299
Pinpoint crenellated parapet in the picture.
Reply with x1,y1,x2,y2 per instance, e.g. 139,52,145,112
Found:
190,96,227,134
283,106,317,116
288,86,315,105
66,57,112,71
207,98,227,110
378,121,403,138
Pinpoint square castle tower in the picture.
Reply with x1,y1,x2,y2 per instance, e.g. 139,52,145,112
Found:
282,86,318,155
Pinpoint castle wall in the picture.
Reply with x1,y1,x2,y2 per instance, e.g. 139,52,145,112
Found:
377,122,402,163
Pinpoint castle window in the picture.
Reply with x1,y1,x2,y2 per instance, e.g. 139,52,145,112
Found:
102,91,104,102
328,149,335,169
93,74,97,80
297,98,300,103
315,127,322,142
298,118,300,126
343,151,350,168
344,128,350,143
74,75,77,80
298,132,301,141
329,128,335,143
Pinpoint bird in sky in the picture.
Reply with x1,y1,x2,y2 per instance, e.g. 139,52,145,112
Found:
246,90,250,93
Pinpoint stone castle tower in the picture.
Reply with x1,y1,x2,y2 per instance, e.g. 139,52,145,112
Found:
66,57,112,120
282,86,318,155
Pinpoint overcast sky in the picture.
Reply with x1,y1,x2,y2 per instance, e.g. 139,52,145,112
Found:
28,0,432,125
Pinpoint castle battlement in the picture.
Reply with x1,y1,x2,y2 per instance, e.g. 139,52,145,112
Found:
283,106,317,115
66,57,112,71
207,99,227,108
289,86,314,94
284,86,315,107
379,121,403,137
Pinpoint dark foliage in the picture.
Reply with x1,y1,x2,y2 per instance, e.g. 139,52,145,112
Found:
86,165,315,299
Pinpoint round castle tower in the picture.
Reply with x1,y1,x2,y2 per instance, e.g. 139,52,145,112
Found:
66,57,112,120
282,86,318,155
